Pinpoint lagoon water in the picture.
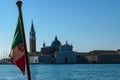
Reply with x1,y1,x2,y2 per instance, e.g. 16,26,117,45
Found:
0,64,120,80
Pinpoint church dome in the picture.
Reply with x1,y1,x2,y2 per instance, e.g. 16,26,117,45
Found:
51,36,61,48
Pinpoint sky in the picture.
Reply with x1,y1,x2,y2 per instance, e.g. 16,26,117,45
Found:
0,0,120,58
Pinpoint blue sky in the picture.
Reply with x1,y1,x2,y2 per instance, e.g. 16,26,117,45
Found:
0,0,120,58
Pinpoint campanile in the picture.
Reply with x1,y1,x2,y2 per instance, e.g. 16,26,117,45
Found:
30,20,36,53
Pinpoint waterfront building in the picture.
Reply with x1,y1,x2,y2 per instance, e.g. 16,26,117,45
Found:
30,20,36,53
38,36,61,63
55,41,76,63
28,21,120,64
1,22,120,64
39,54,55,64
0,58,11,64
76,52,89,63
29,52,39,63
95,50,120,63
29,21,39,63
40,36,61,55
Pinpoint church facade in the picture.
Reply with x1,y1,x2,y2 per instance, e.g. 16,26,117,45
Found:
55,41,76,63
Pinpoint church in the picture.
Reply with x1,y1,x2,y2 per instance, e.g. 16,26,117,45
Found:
1,21,120,64
29,21,77,64
29,21,120,64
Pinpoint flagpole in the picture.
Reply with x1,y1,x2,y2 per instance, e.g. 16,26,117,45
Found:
16,1,31,80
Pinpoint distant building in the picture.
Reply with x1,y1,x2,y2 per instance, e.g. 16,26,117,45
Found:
39,54,55,64
30,20,36,53
76,52,89,63
55,41,76,63
28,21,120,64
41,36,61,55
29,21,38,63
29,52,39,63
95,50,120,63
0,58,11,64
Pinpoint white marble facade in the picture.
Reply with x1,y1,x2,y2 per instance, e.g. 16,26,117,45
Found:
55,41,76,63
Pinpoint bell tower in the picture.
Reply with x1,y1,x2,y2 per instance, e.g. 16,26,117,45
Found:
30,20,36,53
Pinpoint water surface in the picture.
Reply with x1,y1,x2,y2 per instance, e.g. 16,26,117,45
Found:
0,64,120,80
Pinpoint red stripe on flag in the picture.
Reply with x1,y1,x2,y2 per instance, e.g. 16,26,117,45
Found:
14,55,25,75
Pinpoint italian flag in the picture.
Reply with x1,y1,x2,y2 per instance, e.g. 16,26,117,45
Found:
9,16,25,75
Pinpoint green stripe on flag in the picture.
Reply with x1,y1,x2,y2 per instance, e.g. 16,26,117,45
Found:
12,17,23,49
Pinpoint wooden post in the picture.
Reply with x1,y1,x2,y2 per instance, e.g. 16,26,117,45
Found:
16,1,31,80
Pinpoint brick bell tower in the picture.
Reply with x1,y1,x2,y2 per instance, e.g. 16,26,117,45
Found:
30,20,36,53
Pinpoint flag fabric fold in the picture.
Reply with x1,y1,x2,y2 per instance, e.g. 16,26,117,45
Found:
9,16,25,75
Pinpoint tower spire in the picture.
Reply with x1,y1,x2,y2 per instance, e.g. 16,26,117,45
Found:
30,19,36,53
31,19,35,32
